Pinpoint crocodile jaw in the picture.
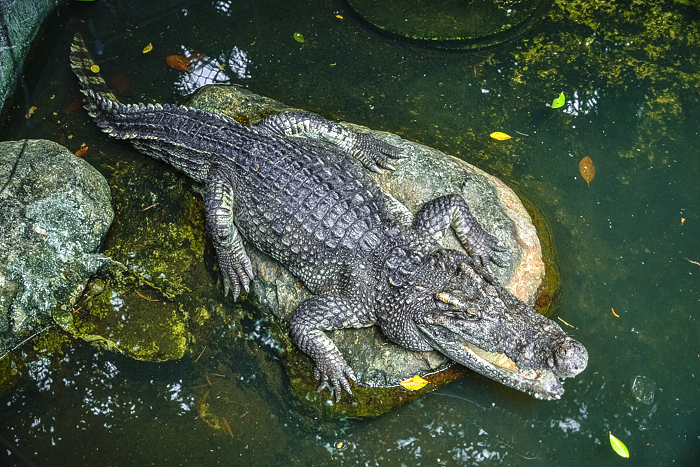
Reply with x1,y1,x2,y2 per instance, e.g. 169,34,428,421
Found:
416,323,567,400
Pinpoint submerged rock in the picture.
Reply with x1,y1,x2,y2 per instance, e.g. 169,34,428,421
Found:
71,159,216,363
0,139,114,357
186,86,547,417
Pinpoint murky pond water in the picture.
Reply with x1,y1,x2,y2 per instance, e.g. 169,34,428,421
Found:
1,0,699,465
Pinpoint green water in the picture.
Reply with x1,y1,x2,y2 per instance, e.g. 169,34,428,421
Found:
1,0,699,464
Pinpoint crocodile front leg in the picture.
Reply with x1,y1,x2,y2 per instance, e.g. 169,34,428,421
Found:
290,295,375,401
204,166,254,300
414,194,507,269
254,112,406,173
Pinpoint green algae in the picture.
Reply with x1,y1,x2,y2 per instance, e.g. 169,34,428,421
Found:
59,157,217,362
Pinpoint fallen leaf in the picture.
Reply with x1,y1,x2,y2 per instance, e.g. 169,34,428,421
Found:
557,317,575,328
293,32,305,43
166,54,206,72
166,55,191,71
336,14,344,19
61,94,85,114
611,308,620,318
222,416,234,438
490,132,512,141
399,375,429,391
579,156,595,187
110,71,133,94
143,43,153,54
74,146,89,157
609,432,630,458
25,106,37,119
552,92,565,109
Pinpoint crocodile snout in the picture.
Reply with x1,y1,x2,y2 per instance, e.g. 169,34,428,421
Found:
550,337,588,378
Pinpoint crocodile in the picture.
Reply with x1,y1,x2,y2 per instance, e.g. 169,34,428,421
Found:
70,33,587,401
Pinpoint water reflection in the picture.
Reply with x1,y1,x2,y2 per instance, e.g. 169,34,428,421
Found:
174,46,251,95
560,89,599,116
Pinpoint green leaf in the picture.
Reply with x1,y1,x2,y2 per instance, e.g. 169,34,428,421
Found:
609,432,630,458
293,32,305,43
552,92,565,109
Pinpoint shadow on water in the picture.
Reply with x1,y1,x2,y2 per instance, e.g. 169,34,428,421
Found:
1,0,699,465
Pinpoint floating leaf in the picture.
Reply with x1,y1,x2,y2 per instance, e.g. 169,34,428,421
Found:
609,432,630,458
490,131,512,141
166,54,206,72
90,64,100,73
552,92,565,109
166,55,191,72
142,42,153,54
74,146,89,157
336,14,344,19
222,416,234,438
293,32,305,43
399,375,429,391
579,156,595,187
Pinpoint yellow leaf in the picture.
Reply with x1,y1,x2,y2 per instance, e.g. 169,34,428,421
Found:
490,132,512,141
90,64,100,73
579,156,595,187
336,14,344,19
609,432,630,458
399,375,429,391
142,42,153,54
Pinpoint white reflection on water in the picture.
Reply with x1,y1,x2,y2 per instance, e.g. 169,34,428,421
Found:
166,380,195,414
555,417,581,434
174,47,251,95
561,89,600,116
26,357,52,392
451,444,502,462
214,0,232,15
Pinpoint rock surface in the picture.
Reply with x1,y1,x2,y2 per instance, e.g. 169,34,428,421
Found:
0,0,67,114
0,139,114,356
187,85,546,389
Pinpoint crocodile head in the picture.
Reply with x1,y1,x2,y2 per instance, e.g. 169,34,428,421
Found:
380,249,588,400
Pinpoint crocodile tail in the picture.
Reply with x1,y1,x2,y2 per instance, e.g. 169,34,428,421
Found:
69,33,118,111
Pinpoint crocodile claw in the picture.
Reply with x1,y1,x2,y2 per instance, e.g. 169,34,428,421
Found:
217,247,255,301
313,358,356,402
470,233,508,271
352,134,405,173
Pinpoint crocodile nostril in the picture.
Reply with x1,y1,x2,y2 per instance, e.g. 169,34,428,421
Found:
552,338,589,377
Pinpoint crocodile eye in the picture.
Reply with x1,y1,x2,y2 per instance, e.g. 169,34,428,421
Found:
434,291,482,320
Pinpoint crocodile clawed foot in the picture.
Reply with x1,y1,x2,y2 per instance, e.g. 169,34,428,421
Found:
470,233,508,271
352,134,405,174
313,360,356,402
217,248,255,301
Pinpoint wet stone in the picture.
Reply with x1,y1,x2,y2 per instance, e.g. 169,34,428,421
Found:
0,140,114,357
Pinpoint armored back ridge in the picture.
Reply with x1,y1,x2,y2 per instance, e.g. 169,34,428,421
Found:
70,33,587,401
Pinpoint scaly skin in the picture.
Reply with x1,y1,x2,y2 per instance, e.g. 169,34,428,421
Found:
70,33,587,401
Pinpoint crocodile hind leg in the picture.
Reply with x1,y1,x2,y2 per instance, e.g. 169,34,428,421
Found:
413,194,507,269
253,112,406,173
290,295,375,401
204,166,254,300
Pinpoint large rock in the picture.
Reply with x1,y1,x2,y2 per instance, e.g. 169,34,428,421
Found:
0,139,114,356
0,0,68,114
186,86,546,398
